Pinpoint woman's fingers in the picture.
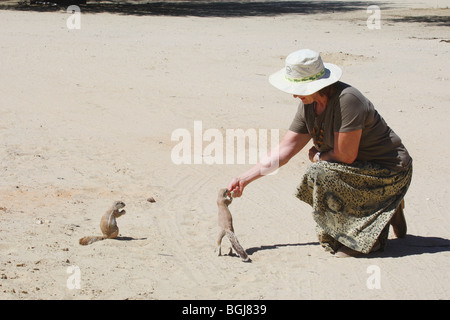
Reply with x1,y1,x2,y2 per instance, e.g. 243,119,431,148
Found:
308,146,318,162
228,178,244,197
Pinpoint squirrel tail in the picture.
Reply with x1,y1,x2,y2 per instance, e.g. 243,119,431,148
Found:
225,230,250,262
79,236,106,245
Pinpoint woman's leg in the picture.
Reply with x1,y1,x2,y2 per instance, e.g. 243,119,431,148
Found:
296,161,412,255
390,199,407,238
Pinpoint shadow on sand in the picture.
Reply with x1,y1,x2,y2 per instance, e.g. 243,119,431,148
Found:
388,15,450,27
246,241,319,255
1,0,385,18
372,234,450,258
245,234,450,258
116,236,147,241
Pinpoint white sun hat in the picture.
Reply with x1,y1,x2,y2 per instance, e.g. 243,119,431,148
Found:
269,49,342,96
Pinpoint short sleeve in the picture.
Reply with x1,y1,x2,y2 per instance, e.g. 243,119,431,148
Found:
336,93,366,132
289,104,309,134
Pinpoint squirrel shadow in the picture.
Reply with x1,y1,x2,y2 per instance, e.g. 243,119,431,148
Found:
115,236,147,241
246,242,319,255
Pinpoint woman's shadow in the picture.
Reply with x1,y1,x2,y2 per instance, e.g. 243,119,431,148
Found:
372,234,450,258
245,235,450,258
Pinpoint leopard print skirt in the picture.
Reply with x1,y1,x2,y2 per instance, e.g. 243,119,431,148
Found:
295,161,413,254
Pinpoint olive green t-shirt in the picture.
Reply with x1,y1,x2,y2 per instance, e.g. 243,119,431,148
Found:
289,82,412,171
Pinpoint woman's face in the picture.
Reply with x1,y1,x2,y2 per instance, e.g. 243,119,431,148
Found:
293,93,316,104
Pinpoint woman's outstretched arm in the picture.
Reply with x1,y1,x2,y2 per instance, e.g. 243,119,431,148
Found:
228,130,311,197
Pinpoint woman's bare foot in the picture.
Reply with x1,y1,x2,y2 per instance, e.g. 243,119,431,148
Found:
335,246,362,258
335,240,381,258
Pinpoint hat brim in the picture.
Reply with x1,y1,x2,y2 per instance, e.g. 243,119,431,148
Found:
269,63,342,96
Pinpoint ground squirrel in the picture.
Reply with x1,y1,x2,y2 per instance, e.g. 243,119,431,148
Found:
79,201,126,245
216,188,250,262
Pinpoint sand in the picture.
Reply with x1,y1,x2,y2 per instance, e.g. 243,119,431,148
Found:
0,0,449,300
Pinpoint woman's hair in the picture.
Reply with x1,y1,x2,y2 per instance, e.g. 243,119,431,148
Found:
317,83,336,99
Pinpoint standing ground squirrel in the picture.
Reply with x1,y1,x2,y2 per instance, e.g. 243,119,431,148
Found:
216,188,250,262
79,201,126,245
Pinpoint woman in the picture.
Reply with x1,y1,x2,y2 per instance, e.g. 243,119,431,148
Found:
228,49,413,257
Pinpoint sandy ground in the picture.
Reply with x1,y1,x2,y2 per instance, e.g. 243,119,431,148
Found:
0,0,449,300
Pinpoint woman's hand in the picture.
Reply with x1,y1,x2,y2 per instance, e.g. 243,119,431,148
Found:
308,146,319,162
227,177,246,198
